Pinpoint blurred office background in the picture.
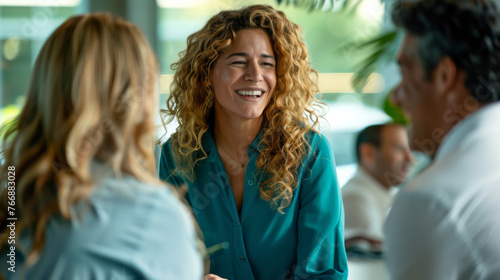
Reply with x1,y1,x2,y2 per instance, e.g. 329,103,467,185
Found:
0,0,403,184
0,1,406,278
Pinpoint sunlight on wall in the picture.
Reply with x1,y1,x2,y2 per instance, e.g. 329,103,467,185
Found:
0,0,80,6
157,0,210,9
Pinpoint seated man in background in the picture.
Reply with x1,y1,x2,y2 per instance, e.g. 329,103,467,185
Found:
342,123,412,255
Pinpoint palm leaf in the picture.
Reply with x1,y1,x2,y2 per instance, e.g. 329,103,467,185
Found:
277,0,402,92
275,0,362,12
341,29,402,92
275,0,407,122
351,30,399,50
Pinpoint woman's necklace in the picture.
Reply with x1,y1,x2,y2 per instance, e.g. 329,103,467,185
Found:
220,145,245,169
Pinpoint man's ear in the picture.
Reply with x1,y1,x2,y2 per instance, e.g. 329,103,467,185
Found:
359,143,376,167
435,56,458,94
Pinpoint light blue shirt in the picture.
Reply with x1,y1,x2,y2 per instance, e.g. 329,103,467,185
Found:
0,169,203,280
160,130,348,280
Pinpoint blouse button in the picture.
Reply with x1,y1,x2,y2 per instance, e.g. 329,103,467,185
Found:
240,256,246,262
235,221,240,226
248,180,254,186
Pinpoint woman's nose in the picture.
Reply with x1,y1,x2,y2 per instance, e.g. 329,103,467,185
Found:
244,62,263,82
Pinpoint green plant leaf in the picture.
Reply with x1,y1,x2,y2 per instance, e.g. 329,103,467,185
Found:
342,29,403,93
351,30,398,50
383,88,408,125
275,0,364,12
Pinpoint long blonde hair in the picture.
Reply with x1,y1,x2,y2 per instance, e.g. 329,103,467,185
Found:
162,5,323,213
0,13,159,263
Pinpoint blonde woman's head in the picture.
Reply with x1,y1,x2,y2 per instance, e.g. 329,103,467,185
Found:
27,13,159,174
0,13,159,262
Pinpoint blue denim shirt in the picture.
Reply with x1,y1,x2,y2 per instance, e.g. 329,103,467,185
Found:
0,170,202,280
160,130,348,280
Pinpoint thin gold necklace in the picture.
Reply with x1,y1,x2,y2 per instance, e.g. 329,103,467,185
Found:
220,145,245,168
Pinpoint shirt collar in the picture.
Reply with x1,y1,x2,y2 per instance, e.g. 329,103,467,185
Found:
249,129,265,151
435,102,500,160
353,166,396,207
202,128,265,163
355,165,394,195
202,129,218,164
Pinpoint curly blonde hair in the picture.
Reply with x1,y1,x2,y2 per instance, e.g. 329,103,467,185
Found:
162,5,323,213
0,14,159,264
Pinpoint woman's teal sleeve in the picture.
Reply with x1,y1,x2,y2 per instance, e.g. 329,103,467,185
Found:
295,136,348,279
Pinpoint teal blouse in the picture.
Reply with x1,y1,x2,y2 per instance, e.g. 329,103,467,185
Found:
159,130,348,280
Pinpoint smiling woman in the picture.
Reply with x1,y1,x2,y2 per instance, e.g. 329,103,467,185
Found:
159,4,348,280
211,28,276,122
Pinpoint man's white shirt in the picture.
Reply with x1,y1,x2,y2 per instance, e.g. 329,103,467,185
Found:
342,167,396,246
385,102,500,280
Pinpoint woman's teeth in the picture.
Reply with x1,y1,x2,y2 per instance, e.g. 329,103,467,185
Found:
236,90,263,97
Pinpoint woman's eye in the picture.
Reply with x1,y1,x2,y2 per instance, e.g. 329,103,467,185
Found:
232,61,246,65
262,62,275,67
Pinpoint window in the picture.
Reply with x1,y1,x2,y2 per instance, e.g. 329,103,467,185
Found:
0,0,86,125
